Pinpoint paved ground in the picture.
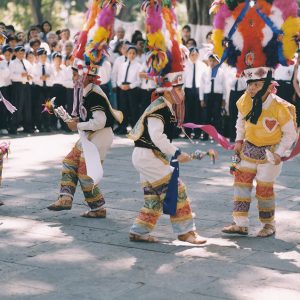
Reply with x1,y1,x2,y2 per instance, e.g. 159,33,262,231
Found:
0,132,299,300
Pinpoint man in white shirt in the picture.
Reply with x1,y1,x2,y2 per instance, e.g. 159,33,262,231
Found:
115,45,141,134
98,58,112,99
9,45,33,134
274,64,295,103
200,54,227,140
183,47,207,138
32,48,53,132
0,45,12,134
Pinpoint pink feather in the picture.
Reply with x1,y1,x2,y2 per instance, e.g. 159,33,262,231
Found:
147,5,163,34
213,4,231,30
273,0,298,20
98,6,115,27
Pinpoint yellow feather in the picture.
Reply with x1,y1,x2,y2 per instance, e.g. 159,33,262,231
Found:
147,32,167,51
212,29,224,58
282,17,300,60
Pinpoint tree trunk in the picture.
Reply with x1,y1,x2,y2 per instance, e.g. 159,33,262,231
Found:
29,0,43,24
186,0,211,25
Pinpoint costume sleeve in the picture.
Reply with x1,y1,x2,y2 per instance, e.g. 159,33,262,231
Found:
275,119,297,157
235,112,245,141
148,117,178,156
77,110,107,131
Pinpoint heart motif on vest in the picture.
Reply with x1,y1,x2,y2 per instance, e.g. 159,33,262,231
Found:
263,118,278,132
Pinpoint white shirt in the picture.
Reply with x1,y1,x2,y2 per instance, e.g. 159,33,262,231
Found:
230,77,247,92
148,117,178,156
98,60,112,85
184,59,208,89
32,61,53,87
62,65,73,89
235,94,297,157
274,64,294,81
0,59,11,87
200,67,227,100
111,55,126,88
9,58,33,84
117,59,141,89
51,64,67,85
139,63,156,90
135,53,146,65
77,83,107,131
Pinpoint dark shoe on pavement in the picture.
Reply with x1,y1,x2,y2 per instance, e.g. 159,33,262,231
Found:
129,233,158,243
222,223,248,235
47,196,72,211
178,231,207,244
81,208,106,218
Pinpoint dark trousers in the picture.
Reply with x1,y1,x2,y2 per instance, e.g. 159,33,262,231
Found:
229,90,245,142
203,92,223,139
0,85,11,130
118,88,139,131
33,85,51,130
184,87,202,137
296,96,300,127
100,83,110,100
51,84,67,130
139,88,154,117
66,88,74,115
10,82,32,132
276,81,294,103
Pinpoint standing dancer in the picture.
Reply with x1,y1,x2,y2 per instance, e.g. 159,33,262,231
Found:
47,0,123,217
210,0,299,237
128,0,206,244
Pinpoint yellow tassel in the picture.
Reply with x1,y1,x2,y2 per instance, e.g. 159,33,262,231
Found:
147,32,167,51
212,29,224,59
282,17,300,60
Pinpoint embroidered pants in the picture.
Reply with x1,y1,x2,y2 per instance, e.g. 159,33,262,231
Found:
233,159,282,227
130,148,196,235
59,141,105,210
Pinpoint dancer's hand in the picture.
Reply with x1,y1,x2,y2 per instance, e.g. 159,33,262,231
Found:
177,152,192,163
234,141,243,154
273,153,281,165
67,120,78,131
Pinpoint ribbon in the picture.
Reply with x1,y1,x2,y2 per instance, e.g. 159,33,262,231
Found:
0,91,17,114
183,123,300,161
183,123,234,150
212,0,251,78
163,149,181,216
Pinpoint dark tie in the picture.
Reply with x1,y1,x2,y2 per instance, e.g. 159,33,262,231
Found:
20,59,27,72
192,64,196,88
211,79,215,94
7,61,10,66
42,64,46,87
234,79,238,92
123,61,131,84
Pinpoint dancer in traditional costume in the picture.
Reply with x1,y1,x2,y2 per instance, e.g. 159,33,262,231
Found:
47,0,123,217
210,0,299,237
127,0,206,244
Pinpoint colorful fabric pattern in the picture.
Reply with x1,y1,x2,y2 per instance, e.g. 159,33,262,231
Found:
131,177,195,235
60,141,105,210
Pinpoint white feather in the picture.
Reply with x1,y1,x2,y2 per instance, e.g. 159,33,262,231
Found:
269,6,284,31
262,25,273,47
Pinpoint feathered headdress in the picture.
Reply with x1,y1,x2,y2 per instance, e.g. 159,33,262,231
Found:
211,0,300,124
211,0,300,77
142,0,184,90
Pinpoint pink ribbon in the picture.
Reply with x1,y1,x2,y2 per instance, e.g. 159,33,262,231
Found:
0,91,17,114
183,123,300,161
183,123,234,150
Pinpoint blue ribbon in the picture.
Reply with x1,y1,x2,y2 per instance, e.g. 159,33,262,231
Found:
212,0,251,78
163,149,181,216
255,8,286,66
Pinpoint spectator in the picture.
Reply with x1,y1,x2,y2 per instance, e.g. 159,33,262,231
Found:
182,25,191,46
131,30,143,44
9,45,33,134
16,32,26,45
0,45,12,134
7,35,17,50
41,21,52,41
116,45,141,134
135,37,146,64
50,41,62,55
0,22,6,32
5,25,15,37
186,38,197,49
29,38,41,59
63,55,74,115
64,41,73,60
59,28,71,55
109,26,125,56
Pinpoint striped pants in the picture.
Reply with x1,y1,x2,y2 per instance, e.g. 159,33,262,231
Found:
233,159,282,227
59,142,105,210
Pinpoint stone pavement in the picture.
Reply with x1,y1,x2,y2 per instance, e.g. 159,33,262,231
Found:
0,133,299,300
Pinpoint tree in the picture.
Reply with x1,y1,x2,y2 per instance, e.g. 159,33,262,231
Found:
186,0,212,25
